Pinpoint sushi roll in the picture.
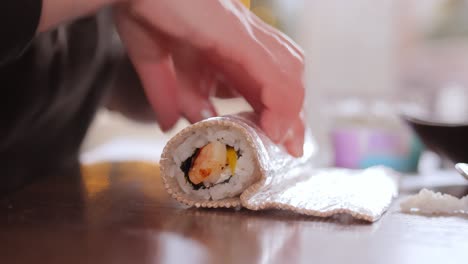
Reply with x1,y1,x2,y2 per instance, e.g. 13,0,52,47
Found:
160,114,399,222
160,114,274,207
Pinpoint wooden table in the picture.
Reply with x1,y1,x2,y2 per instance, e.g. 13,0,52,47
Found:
1,161,467,264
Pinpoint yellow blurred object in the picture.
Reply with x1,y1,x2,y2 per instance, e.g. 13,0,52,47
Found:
80,163,111,199
240,0,250,9
251,5,277,27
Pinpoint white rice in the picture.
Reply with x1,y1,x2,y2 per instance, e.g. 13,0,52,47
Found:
400,189,468,215
168,127,256,201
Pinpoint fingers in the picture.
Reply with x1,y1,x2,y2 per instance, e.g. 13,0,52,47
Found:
282,116,305,157
205,1,305,144
118,0,306,153
115,10,181,131
176,71,218,124
169,43,220,123
213,82,240,98
211,74,240,99
258,109,291,143
242,3,304,61
133,56,181,131
261,111,305,157
236,1,305,144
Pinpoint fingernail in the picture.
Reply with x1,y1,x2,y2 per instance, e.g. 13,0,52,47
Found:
261,114,282,142
201,108,215,120
269,127,281,142
268,122,283,142
159,123,171,132
290,142,304,157
279,128,294,144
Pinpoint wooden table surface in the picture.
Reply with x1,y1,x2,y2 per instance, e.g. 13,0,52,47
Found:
1,161,467,264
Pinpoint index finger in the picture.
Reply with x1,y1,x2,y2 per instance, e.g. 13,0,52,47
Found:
211,1,305,143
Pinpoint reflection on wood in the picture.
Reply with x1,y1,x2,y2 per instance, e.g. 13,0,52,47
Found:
0,161,467,263
80,163,111,199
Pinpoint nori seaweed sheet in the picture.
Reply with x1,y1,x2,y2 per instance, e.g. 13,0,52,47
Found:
180,148,206,190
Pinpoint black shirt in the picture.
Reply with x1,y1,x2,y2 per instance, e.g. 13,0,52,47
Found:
0,1,127,194
0,0,42,65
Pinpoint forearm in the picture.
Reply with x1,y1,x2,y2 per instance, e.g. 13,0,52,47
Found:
38,0,125,32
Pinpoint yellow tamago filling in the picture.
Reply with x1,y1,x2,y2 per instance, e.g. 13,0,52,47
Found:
226,146,238,175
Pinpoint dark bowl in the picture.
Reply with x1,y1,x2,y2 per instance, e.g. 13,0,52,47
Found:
402,115,468,164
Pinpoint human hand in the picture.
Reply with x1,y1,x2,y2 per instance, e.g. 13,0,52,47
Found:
114,0,305,156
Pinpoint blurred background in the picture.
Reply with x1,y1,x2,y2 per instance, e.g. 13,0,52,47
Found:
81,0,468,174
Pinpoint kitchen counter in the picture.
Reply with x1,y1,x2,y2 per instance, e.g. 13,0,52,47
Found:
1,161,467,264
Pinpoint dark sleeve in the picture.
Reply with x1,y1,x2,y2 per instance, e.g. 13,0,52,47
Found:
0,11,123,195
0,0,42,65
